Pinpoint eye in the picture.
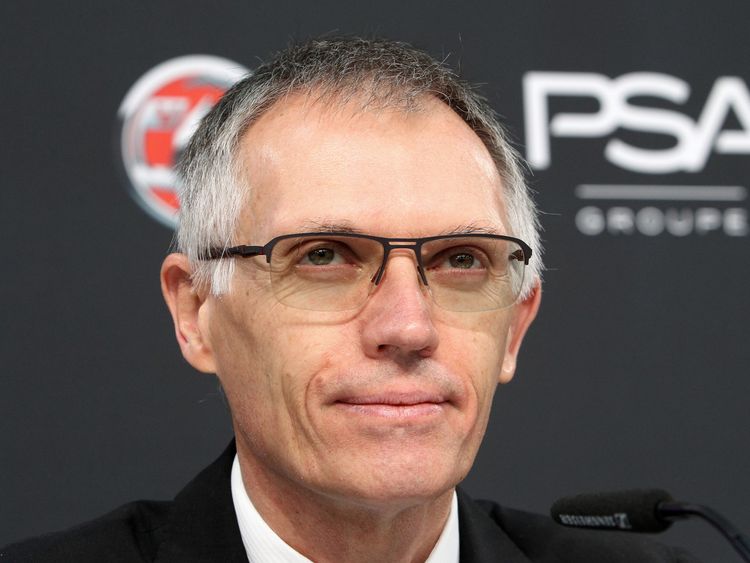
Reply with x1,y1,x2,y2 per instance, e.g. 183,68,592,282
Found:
448,252,479,269
305,247,338,265
296,241,352,266
430,248,487,271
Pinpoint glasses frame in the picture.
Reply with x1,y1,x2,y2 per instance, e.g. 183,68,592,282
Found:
204,231,532,286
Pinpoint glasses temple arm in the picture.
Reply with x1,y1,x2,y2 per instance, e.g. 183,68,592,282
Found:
203,245,264,260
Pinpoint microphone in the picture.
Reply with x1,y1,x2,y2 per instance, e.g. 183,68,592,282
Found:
551,489,674,532
550,489,750,562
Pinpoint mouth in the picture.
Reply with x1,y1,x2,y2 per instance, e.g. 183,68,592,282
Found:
333,392,449,419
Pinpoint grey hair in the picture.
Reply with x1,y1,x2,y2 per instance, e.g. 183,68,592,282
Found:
176,36,543,296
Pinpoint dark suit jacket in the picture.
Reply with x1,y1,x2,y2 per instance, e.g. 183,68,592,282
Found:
2,442,699,562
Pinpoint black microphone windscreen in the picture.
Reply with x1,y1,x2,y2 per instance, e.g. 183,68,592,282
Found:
550,489,674,533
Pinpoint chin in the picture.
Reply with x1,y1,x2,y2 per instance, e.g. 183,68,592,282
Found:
320,449,468,508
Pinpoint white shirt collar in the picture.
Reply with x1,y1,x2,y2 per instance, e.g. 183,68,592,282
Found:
231,454,459,563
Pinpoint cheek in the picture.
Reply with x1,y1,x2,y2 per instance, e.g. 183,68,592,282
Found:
209,297,343,418
435,311,512,434
207,297,283,411
438,309,511,382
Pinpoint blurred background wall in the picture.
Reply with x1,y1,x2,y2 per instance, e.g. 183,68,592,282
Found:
2,2,748,561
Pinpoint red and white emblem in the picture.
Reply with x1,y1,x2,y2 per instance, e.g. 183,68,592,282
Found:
118,55,248,227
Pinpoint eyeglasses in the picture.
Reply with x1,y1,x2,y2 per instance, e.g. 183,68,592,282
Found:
204,232,532,312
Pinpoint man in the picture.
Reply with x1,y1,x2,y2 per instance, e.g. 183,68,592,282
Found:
3,37,697,562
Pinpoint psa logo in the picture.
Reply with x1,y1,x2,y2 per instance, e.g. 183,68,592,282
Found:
117,55,248,227
524,72,750,174
523,72,749,237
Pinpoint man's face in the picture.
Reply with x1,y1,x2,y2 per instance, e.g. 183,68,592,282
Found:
196,94,538,507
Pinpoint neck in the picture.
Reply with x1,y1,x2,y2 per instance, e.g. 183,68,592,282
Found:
235,447,454,563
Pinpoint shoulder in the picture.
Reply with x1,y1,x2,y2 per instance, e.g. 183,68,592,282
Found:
458,490,701,563
1,442,243,563
0,500,171,563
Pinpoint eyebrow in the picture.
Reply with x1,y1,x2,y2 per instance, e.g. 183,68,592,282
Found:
297,220,365,234
438,223,503,236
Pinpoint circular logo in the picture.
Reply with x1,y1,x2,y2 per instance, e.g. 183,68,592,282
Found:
117,55,249,228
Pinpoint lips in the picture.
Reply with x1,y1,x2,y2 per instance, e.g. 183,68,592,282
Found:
333,390,450,419
337,391,447,406
324,363,463,420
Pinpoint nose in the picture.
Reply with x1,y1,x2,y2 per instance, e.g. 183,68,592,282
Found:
360,252,439,360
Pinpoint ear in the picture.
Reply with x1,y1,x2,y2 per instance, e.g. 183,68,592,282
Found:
499,280,542,384
160,253,217,374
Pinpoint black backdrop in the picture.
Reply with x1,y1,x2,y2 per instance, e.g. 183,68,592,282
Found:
2,2,748,561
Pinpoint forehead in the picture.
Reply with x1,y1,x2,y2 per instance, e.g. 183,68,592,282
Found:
236,93,508,240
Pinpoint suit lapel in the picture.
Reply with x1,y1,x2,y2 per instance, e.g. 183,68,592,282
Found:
458,489,533,563
156,441,248,563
